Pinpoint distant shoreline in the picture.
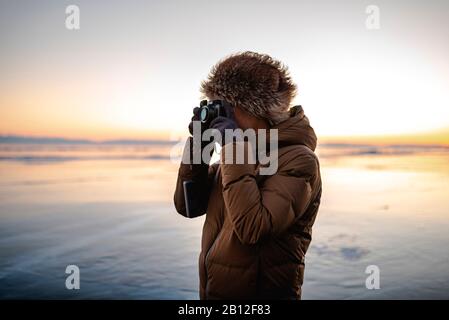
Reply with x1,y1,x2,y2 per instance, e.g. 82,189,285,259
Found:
1,135,448,150
0,135,176,145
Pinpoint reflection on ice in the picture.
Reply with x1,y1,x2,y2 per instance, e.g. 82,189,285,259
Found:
0,143,448,299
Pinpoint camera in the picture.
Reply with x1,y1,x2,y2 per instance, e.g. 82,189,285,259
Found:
198,99,226,127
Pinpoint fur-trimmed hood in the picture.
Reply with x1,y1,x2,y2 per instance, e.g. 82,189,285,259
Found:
200,52,297,125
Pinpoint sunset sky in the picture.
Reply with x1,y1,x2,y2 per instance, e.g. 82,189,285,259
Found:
1,0,449,144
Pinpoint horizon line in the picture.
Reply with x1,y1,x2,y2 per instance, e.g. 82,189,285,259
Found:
1,134,449,148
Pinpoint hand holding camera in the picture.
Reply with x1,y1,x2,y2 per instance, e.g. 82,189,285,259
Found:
188,100,238,146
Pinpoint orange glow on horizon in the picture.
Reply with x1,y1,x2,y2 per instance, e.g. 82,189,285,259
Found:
2,127,449,146
319,128,449,146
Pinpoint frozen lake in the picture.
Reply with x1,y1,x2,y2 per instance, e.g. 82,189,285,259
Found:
0,143,448,299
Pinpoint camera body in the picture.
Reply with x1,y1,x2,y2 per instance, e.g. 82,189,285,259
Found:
198,99,226,127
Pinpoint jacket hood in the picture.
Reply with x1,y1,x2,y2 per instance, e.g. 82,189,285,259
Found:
201,52,297,126
272,105,318,151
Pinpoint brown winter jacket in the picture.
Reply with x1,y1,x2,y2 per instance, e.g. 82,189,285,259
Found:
174,105,322,299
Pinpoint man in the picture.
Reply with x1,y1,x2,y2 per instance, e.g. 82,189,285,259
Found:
174,51,322,299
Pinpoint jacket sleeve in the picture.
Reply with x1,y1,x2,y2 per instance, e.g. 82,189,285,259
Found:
220,141,315,245
173,137,219,218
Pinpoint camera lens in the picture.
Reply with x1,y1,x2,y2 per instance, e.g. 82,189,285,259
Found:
200,107,208,123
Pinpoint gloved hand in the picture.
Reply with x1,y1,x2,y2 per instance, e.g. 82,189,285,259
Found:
209,103,239,146
185,107,209,166
188,107,205,136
